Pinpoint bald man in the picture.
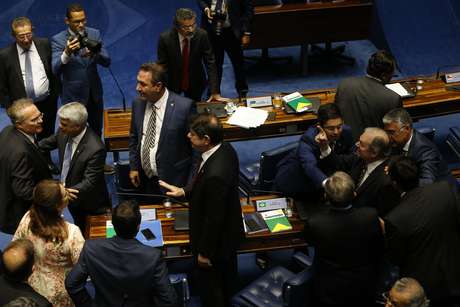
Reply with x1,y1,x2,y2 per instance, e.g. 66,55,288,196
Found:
386,278,429,307
319,127,399,215
0,239,51,306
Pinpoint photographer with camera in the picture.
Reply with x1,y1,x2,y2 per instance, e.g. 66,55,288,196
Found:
51,3,111,137
197,0,253,100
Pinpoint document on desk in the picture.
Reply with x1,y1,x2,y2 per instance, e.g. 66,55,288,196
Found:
140,208,156,221
385,83,415,98
227,106,268,129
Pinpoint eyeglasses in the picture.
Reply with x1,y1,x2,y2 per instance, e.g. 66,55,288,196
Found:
16,32,33,40
178,22,196,30
323,123,343,132
385,125,407,136
30,113,44,124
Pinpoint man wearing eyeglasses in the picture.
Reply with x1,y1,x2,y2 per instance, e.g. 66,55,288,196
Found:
383,108,452,186
0,99,52,234
157,8,226,103
0,17,59,141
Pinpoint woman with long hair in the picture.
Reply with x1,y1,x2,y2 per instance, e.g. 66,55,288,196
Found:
13,179,84,306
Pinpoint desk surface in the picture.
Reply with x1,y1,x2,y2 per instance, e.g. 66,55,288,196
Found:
103,79,460,152
87,197,307,259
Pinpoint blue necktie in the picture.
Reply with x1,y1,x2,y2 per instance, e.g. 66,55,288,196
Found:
61,139,73,184
24,49,36,100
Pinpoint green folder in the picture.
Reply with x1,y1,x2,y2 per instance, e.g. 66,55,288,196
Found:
286,96,312,113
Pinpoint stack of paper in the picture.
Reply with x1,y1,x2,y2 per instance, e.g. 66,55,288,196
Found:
227,107,268,129
385,83,411,97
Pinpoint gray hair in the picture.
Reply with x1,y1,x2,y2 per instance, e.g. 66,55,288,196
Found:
364,127,389,157
324,171,355,205
57,102,88,126
4,297,39,307
382,108,413,128
7,98,34,125
391,277,430,307
174,8,196,26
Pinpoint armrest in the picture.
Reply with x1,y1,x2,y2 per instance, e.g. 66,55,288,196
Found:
292,251,313,268
241,291,274,306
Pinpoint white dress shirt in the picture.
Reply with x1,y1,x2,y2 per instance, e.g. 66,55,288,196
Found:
68,127,87,159
17,42,49,101
141,89,169,176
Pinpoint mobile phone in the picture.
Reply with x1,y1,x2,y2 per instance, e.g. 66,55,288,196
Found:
141,228,156,241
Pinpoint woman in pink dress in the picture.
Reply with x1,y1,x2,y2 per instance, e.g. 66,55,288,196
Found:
13,179,84,307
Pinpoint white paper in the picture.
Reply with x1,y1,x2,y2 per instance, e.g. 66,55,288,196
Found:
385,83,410,97
227,107,268,129
282,91,303,102
140,208,156,221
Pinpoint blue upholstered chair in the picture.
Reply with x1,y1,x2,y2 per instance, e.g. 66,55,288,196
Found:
232,251,313,307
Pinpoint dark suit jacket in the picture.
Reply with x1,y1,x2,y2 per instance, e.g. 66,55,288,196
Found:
51,27,110,104
384,181,460,301
274,125,353,197
198,0,254,39
185,142,244,261
0,38,59,108
129,92,194,187
335,76,402,140
305,206,384,305
322,153,399,215
406,129,452,185
157,27,219,101
65,236,177,307
0,126,51,234
39,127,110,213
0,275,51,306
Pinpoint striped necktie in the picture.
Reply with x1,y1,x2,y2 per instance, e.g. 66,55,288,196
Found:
141,103,157,178
24,49,36,100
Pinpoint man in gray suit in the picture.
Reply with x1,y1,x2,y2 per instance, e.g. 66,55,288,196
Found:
335,50,402,140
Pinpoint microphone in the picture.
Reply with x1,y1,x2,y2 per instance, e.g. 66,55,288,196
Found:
116,192,189,207
107,67,127,111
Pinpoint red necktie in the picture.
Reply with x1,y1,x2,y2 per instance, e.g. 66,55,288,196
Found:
181,38,190,91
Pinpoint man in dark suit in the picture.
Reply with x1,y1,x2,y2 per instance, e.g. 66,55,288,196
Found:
0,17,58,140
51,3,111,136
384,156,460,306
320,127,399,215
305,171,384,307
274,103,353,199
65,200,177,307
198,0,253,98
383,108,452,186
160,114,244,307
39,102,110,233
129,62,194,195
0,99,52,234
0,239,51,306
335,50,402,140
158,8,226,102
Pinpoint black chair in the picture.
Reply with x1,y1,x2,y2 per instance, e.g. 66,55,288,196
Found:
239,141,298,193
416,126,436,141
114,160,137,194
446,126,460,160
232,251,313,307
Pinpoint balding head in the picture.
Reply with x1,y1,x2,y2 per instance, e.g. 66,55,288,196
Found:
356,127,389,163
2,239,35,282
387,277,429,307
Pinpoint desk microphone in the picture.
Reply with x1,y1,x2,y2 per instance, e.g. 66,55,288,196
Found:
435,64,460,80
116,192,189,207
107,67,127,111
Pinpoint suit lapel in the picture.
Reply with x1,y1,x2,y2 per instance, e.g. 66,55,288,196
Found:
172,30,183,69
9,44,27,94
157,95,176,151
69,130,88,170
33,39,50,76
356,160,386,193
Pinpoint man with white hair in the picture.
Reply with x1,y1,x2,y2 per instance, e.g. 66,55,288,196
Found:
0,98,51,234
39,101,110,233
319,127,399,215
385,277,429,307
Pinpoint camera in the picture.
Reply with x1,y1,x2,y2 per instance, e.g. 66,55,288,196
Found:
70,31,102,54
211,9,227,36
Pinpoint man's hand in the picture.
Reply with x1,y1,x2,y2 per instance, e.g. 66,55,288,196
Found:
80,47,93,58
197,254,212,268
129,170,140,187
64,37,80,56
66,188,79,201
158,180,185,198
315,125,329,150
204,7,213,20
241,34,251,47
379,217,385,234
206,93,231,103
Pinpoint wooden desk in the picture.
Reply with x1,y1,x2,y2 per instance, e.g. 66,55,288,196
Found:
87,197,307,259
247,0,373,50
103,79,460,154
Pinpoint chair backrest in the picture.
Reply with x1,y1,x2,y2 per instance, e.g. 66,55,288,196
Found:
283,266,314,307
114,160,137,193
259,141,298,189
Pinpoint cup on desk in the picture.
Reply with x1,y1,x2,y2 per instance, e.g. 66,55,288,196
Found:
272,94,283,109
225,101,237,115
